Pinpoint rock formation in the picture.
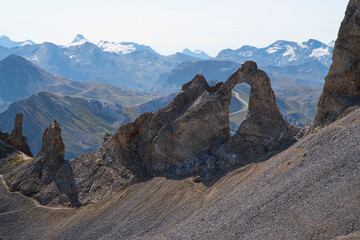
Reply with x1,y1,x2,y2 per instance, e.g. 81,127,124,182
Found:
310,0,360,131
2,61,303,206
216,62,302,168
0,60,304,207
6,120,79,206
58,61,300,205
3,113,32,157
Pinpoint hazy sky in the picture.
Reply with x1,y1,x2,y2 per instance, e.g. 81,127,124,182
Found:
0,0,349,56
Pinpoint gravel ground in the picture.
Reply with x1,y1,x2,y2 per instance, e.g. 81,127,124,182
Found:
1,109,360,240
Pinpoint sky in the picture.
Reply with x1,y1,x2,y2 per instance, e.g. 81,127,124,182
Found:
0,0,349,56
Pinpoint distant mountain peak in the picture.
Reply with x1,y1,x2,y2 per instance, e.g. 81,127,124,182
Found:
181,48,211,59
0,35,35,48
66,34,89,47
72,34,87,43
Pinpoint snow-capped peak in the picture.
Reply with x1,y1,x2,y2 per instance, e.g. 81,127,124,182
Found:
0,35,35,48
65,34,89,47
72,34,87,43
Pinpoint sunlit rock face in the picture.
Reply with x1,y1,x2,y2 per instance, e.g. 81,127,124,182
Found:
310,0,360,131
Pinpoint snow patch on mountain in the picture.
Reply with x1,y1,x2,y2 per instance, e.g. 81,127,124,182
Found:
97,41,136,54
283,46,297,61
267,47,280,54
310,47,330,58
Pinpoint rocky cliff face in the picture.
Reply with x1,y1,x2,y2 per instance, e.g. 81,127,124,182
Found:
310,0,360,131
5,120,79,206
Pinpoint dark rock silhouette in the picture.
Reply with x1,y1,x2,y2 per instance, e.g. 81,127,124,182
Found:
310,0,360,131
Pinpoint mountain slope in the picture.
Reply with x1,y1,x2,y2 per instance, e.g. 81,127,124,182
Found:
0,54,155,111
0,92,131,159
1,100,359,240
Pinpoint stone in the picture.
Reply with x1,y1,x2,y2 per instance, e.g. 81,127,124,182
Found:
5,113,32,157
310,0,360,131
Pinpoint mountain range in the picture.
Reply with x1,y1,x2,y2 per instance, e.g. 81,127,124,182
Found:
0,34,333,93
216,39,333,68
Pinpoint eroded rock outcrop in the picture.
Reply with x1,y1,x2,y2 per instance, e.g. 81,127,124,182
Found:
67,74,234,203
65,61,302,204
6,121,79,206
310,0,360,131
215,61,301,169
3,113,32,157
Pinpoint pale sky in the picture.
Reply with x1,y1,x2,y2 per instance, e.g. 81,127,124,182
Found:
0,0,349,56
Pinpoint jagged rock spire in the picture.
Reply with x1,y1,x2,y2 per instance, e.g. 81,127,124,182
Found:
5,113,32,157
35,120,65,183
